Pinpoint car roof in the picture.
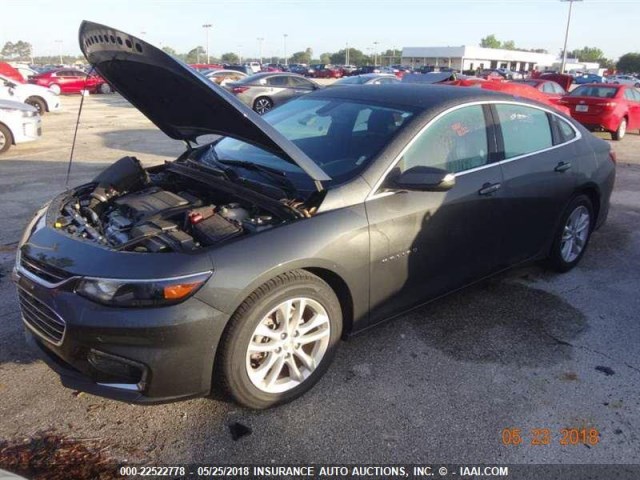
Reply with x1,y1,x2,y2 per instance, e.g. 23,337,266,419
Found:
311,83,514,108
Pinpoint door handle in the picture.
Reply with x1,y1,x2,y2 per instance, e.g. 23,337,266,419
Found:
555,161,572,172
478,182,501,196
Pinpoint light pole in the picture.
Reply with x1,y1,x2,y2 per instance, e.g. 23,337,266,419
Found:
203,24,212,64
55,40,63,65
345,42,349,65
373,41,379,66
560,0,583,74
283,34,288,65
257,37,264,64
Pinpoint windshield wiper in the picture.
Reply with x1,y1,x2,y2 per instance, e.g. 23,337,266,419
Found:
184,158,235,181
218,159,298,196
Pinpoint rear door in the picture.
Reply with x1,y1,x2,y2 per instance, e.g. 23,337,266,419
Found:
366,104,506,325
623,88,640,129
266,75,292,105
492,102,580,264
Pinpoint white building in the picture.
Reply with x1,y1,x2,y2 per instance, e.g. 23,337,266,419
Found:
401,46,557,72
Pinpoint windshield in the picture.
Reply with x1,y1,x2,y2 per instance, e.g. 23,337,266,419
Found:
334,76,366,85
570,85,619,98
196,98,416,186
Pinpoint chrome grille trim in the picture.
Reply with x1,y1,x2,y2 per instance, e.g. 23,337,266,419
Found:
17,285,66,346
20,255,71,285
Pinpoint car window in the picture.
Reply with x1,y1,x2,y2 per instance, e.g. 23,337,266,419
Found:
397,105,489,175
554,116,577,143
631,89,640,102
289,76,313,88
553,83,566,94
623,89,638,101
266,76,289,87
496,104,553,159
542,82,555,94
570,86,619,98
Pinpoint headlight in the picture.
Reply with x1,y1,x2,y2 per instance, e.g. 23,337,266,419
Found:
76,271,212,307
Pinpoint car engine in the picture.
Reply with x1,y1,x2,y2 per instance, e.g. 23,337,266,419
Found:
53,156,288,253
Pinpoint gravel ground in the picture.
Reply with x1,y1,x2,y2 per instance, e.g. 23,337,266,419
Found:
0,94,639,471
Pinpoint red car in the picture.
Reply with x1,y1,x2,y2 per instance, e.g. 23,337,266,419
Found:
513,79,567,110
28,68,110,94
311,64,343,79
559,84,640,140
445,78,571,116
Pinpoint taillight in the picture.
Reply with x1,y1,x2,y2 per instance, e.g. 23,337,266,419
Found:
232,86,249,94
609,150,617,164
596,102,617,109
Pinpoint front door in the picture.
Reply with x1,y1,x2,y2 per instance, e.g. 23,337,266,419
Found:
366,104,505,325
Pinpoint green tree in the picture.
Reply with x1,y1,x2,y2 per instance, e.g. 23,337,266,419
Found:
617,53,640,73
569,46,604,62
480,34,501,49
186,46,206,63
161,46,177,56
221,52,239,63
1,40,33,61
502,40,516,51
319,52,331,64
290,48,312,65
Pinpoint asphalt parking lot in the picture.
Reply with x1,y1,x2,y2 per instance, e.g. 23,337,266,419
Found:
0,94,639,467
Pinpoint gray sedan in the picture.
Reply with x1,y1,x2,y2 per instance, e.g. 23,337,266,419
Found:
226,73,320,114
331,73,400,86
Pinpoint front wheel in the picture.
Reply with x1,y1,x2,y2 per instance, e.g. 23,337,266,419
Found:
215,270,342,409
548,195,593,272
611,118,626,141
253,96,273,115
25,97,46,115
48,83,61,95
99,83,113,94
0,124,13,154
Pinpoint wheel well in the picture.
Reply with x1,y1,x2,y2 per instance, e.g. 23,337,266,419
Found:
304,267,354,337
576,186,600,227
0,121,14,144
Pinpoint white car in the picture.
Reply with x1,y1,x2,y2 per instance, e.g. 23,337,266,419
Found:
0,99,42,154
0,74,61,115
608,75,640,87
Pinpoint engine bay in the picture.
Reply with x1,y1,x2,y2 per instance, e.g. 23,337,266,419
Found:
53,156,305,253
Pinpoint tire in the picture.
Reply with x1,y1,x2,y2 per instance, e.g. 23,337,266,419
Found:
548,195,594,273
48,83,61,95
99,83,112,94
215,270,342,409
253,96,273,115
25,97,46,115
611,118,626,141
0,123,13,154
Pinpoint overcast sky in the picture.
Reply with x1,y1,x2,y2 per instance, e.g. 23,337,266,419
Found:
4,0,639,61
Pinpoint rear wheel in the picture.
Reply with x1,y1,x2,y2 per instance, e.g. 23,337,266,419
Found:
611,118,626,141
99,83,112,94
215,270,342,409
253,96,273,115
25,97,46,115
48,83,61,95
548,195,593,272
0,124,14,154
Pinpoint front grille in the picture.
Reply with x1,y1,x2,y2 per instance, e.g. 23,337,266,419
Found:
20,255,72,285
18,286,66,345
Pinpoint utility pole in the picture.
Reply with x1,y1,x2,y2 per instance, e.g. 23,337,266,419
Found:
55,40,63,65
373,41,379,66
283,34,288,65
560,0,583,74
257,37,264,64
203,24,212,64
345,42,349,65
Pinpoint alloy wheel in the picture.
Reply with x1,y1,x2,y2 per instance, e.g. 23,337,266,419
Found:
254,98,272,115
0,131,6,150
246,297,331,393
560,205,590,263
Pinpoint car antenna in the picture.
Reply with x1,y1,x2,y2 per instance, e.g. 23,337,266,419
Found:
65,66,96,188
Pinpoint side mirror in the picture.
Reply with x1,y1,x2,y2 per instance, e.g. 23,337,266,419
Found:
386,166,455,192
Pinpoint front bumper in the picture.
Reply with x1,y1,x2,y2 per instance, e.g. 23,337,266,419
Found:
13,268,229,404
13,116,42,144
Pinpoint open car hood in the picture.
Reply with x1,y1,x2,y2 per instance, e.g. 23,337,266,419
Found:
78,21,330,184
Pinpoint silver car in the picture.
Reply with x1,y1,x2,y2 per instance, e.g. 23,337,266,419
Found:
227,73,320,114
